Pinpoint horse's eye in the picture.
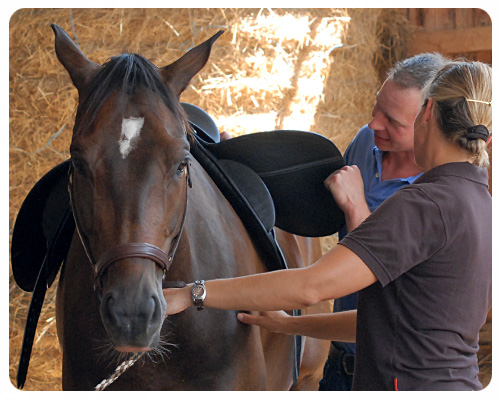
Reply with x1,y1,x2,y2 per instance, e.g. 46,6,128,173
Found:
71,156,88,176
177,160,188,174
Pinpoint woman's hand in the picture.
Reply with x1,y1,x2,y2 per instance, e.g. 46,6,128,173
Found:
240,309,360,341
163,286,192,316
237,310,292,334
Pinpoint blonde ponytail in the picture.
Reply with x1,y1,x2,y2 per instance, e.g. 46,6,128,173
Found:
423,61,492,168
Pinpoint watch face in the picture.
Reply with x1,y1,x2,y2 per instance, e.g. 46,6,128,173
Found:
193,286,204,297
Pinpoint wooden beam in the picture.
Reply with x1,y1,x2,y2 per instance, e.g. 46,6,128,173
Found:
408,25,491,55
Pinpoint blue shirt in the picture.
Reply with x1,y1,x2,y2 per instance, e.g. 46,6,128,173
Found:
333,125,422,353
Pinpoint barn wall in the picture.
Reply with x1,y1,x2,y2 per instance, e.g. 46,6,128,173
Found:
402,8,492,63
398,8,493,196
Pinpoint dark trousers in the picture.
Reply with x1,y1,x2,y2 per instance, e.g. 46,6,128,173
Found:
318,344,355,391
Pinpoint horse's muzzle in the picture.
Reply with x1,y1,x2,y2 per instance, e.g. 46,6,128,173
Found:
99,264,166,350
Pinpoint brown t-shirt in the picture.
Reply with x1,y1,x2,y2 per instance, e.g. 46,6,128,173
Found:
340,162,492,390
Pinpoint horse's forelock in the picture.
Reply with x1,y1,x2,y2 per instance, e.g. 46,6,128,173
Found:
74,53,188,137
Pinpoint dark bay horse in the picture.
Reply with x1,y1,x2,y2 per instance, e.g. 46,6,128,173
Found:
51,24,326,390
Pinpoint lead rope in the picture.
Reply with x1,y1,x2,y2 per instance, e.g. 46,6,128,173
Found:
95,352,144,391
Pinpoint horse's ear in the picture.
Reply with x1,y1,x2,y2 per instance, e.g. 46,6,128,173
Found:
51,24,101,92
160,30,224,98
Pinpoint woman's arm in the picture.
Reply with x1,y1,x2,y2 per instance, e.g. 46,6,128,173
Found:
163,244,376,315
237,309,357,342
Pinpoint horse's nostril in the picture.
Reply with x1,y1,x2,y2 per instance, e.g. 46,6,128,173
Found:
149,296,160,325
101,293,117,325
103,293,115,310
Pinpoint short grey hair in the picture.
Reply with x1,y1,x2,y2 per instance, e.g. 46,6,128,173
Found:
388,53,449,90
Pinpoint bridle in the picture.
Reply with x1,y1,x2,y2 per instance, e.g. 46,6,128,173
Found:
67,161,192,293
68,160,191,391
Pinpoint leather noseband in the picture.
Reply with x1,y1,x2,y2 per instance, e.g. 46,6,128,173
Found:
95,242,173,279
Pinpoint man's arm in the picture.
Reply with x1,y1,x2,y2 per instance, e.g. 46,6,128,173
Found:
324,165,371,232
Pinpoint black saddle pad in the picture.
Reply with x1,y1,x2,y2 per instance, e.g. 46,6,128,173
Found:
208,130,345,237
11,160,73,292
190,138,285,271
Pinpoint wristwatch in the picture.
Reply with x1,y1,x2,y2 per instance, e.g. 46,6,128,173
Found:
191,280,206,310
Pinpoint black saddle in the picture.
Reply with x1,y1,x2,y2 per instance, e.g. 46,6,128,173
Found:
12,103,345,292
184,102,345,236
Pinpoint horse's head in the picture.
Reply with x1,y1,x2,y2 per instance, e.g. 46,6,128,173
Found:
52,24,222,352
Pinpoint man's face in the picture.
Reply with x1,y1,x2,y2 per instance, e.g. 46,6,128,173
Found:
368,79,423,153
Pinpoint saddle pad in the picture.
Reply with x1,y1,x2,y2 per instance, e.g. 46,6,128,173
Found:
208,130,346,237
11,160,74,292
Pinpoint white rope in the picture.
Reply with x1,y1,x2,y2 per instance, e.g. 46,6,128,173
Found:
95,352,144,391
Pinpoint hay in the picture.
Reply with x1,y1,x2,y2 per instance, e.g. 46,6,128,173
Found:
10,8,490,391
5,7,401,391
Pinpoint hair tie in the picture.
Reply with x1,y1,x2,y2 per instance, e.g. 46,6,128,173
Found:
465,125,490,141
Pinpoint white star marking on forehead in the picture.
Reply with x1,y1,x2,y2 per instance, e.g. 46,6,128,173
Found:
119,117,144,159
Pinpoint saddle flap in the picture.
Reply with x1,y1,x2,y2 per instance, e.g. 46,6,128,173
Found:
190,138,286,271
218,159,275,231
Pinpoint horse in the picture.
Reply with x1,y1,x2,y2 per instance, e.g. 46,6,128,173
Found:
50,24,330,390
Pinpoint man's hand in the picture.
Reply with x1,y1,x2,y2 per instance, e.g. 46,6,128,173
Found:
220,130,233,141
324,165,365,213
324,165,370,232
237,310,292,334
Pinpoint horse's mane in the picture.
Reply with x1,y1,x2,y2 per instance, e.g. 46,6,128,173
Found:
75,53,187,135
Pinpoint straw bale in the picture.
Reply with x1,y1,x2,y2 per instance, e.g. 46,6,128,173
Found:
6,7,399,391
9,8,490,391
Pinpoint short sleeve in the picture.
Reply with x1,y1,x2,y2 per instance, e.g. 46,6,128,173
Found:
339,186,447,286
343,125,373,165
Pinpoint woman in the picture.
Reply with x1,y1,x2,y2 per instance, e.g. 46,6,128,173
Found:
164,61,492,390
